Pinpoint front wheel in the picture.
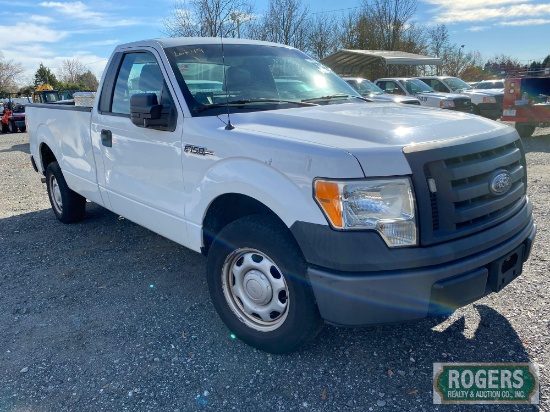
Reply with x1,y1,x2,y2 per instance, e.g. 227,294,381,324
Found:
46,161,86,223
207,215,323,354
515,123,535,137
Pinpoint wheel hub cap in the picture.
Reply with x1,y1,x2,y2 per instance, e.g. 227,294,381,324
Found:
243,270,272,305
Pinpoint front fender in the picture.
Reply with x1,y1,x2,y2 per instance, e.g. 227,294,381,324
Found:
184,158,329,252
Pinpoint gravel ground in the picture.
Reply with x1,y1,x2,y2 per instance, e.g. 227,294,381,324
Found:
0,127,548,412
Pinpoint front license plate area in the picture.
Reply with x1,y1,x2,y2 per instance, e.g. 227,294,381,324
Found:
488,244,525,292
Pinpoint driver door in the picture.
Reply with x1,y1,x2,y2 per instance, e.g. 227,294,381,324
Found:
91,49,189,245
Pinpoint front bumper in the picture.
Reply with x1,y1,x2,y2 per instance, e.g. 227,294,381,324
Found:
293,206,536,326
477,102,501,119
11,117,26,128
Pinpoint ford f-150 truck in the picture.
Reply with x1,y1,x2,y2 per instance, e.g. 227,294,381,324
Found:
416,76,503,120
27,38,536,354
374,77,472,112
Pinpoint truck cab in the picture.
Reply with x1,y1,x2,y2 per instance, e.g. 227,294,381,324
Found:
416,76,503,119
374,77,472,112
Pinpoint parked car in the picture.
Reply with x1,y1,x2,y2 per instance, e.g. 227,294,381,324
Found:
343,77,420,105
416,76,503,119
374,77,472,112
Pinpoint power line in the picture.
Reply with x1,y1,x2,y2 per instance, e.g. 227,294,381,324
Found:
311,6,362,15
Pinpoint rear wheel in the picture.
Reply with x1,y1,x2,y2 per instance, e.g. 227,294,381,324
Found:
207,214,323,354
46,161,86,223
515,123,535,137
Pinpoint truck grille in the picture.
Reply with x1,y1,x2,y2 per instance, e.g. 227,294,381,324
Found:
495,94,503,110
404,133,527,245
453,97,472,112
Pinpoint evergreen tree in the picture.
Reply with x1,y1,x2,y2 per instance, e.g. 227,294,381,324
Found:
34,63,59,88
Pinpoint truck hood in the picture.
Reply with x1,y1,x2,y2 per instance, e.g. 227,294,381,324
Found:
229,102,508,149
413,91,465,100
368,94,420,104
226,103,511,176
460,89,503,97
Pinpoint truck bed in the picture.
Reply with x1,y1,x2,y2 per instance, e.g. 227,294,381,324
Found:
26,103,103,205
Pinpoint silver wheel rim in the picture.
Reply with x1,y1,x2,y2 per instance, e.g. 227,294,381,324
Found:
222,248,289,332
49,175,63,214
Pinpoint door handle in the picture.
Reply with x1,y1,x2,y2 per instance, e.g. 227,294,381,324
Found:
101,129,112,147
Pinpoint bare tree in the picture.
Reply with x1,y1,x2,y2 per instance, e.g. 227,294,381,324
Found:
340,0,420,52
428,24,449,58
305,13,342,60
443,46,482,77
368,0,418,51
0,51,24,93
57,59,87,84
427,24,450,75
253,0,310,50
163,0,254,38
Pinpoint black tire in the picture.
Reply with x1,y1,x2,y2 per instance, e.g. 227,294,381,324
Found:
20,126,26,133
207,214,323,354
45,161,86,223
472,104,480,116
515,123,535,138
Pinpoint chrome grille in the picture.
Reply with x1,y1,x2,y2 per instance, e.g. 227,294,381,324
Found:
453,97,472,112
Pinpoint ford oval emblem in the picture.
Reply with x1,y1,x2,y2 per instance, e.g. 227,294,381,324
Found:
490,170,512,196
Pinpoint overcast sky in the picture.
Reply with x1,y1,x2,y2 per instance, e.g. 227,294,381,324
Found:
0,0,548,85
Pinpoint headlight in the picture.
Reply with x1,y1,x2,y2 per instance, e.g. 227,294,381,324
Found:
314,178,417,247
482,96,497,103
440,100,455,108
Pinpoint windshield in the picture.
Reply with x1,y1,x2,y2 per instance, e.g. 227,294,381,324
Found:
166,43,360,115
347,79,384,96
444,77,471,91
399,78,434,94
476,81,504,89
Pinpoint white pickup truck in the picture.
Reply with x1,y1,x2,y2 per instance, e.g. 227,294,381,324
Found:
375,77,473,113
416,76,503,120
27,37,536,354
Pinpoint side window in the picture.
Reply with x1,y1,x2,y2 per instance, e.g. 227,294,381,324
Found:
111,52,165,115
422,79,434,88
389,81,405,95
378,81,390,93
432,80,445,92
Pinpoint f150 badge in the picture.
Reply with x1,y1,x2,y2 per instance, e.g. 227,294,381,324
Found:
184,145,214,156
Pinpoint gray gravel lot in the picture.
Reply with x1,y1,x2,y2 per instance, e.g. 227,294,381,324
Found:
0,128,548,411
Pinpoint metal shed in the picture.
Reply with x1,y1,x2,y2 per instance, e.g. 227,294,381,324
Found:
321,49,442,77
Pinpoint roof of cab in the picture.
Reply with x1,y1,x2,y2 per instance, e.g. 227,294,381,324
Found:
115,37,295,51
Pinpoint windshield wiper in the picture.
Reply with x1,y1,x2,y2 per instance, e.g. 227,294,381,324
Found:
301,94,355,102
196,98,317,113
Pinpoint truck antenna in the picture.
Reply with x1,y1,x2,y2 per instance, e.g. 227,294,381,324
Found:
220,34,234,130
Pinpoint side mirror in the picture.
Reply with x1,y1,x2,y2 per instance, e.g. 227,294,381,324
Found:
130,93,167,128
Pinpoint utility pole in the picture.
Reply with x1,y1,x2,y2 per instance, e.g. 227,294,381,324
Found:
457,44,465,76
